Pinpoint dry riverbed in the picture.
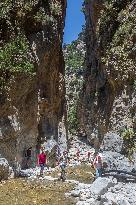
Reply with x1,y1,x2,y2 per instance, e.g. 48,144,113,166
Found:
0,164,94,205
0,179,75,205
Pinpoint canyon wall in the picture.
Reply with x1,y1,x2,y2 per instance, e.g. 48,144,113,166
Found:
80,0,136,148
0,0,66,168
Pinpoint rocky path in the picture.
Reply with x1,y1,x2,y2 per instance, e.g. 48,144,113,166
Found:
0,163,94,205
68,177,136,205
0,134,136,205
65,134,136,205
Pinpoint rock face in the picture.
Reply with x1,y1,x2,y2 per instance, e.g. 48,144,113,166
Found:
0,1,66,168
102,151,135,171
89,177,115,196
0,157,9,180
101,132,123,153
80,0,136,146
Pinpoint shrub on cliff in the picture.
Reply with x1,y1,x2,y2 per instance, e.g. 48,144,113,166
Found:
0,0,63,85
121,128,136,160
64,32,85,134
0,35,34,74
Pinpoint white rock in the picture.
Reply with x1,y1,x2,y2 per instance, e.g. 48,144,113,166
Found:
101,132,123,153
102,151,134,171
119,199,131,205
76,201,91,205
89,177,115,196
71,190,80,197
80,191,91,200
65,192,71,197
0,157,9,180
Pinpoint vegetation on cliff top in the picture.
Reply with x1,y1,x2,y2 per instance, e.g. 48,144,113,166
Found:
0,35,34,74
64,32,85,134
0,0,62,81
99,0,136,82
121,128,136,160
64,32,85,70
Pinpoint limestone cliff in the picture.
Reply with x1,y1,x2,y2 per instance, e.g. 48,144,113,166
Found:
0,0,66,168
80,0,136,151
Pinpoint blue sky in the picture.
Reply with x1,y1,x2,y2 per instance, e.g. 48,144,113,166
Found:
63,0,85,44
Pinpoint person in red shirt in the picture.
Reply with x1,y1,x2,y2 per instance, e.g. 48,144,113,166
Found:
38,150,47,176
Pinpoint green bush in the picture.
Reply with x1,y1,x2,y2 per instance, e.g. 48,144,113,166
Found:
50,1,62,15
0,35,35,74
68,104,79,134
64,32,85,134
121,128,136,159
133,80,136,90
64,39,85,70
0,0,12,18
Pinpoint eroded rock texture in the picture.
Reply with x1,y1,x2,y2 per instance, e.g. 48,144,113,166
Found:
80,0,136,145
0,0,66,168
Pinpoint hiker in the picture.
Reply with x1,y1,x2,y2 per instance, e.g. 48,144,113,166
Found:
76,149,80,160
25,147,32,168
93,152,103,178
63,150,68,163
87,151,91,162
59,157,67,182
38,149,47,176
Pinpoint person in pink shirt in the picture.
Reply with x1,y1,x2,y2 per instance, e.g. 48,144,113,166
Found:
38,150,47,176
93,152,103,178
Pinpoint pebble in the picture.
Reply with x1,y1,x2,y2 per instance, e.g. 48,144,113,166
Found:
19,134,136,205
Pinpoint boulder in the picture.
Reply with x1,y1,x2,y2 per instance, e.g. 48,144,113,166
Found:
119,199,131,205
89,177,116,196
102,151,134,171
0,157,9,180
71,190,80,197
101,182,136,205
101,132,123,153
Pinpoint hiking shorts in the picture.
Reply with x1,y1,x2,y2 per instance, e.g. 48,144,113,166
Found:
96,168,102,177
39,163,45,171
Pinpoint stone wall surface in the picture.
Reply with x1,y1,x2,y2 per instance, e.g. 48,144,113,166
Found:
0,0,67,169
0,156,9,180
79,0,136,147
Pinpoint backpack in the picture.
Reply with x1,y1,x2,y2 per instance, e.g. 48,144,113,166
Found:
95,155,102,164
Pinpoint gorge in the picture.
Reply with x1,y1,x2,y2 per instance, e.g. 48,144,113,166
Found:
0,1,136,202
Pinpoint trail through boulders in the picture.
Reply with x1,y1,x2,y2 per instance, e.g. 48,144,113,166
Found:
0,134,136,205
